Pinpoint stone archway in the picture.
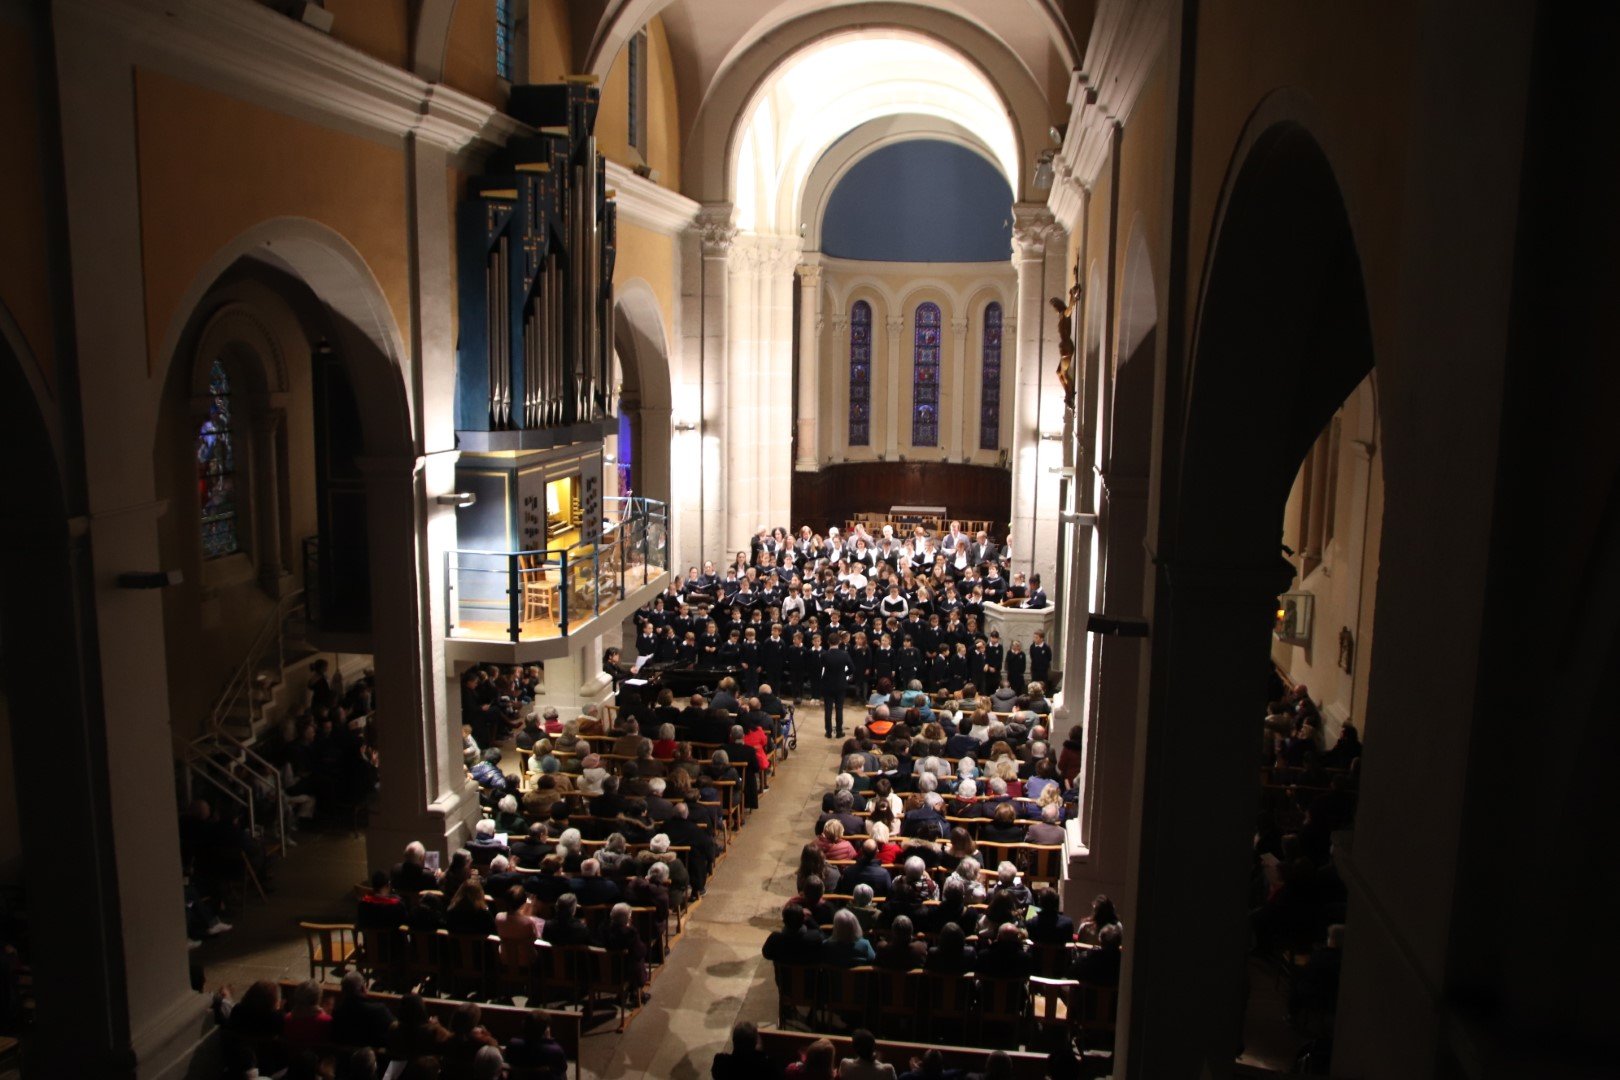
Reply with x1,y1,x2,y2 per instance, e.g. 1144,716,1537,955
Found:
1117,118,1376,1076
0,305,143,1076
612,279,674,509
153,218,471,872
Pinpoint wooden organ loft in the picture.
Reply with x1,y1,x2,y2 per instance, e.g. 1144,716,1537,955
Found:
455,77,618,451
446,74,671,657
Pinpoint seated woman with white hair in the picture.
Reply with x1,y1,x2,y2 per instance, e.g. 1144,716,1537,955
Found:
578,753,609,796
900,855,938,901
555,827,585,872
950,777,980,816
597,902,650,995
947,856,988,902
818,908,876,968
493,794,527,834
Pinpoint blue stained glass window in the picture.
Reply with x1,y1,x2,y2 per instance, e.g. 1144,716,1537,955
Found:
495,0,514,81
912,302,942,447
980,302,1003,450
197,359,239,559
849,300,872,446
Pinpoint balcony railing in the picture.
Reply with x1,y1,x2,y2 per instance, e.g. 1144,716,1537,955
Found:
447,496,668,642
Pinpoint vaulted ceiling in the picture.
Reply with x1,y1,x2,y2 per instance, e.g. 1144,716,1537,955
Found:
572,0,1096,149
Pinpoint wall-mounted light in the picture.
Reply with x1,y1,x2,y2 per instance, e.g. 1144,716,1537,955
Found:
1038,430,1064,442
1060,510,1098,527
117,570,184,589
436,492,477,508
1033,149,1056,190
672,420,698,433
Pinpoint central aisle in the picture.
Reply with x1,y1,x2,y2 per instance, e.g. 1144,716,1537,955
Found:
579,726,840,1077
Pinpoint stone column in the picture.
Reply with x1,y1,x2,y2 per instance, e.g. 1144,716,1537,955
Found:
1067,467,1149,915
694,207,735,559
884,315,905,458
725,239,758,550
950,315,970,458
360,457,475,871
1115,555,1298,1077
759,238,800,528
830,312,851,459
1009,204,1066,585
254,410,288,589
795,260,823,471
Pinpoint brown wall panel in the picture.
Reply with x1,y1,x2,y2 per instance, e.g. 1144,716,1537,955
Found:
791,462,1011,537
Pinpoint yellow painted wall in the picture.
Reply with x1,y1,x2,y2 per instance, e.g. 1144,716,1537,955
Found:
133,68,411,377
596,16,682,191
528,0,574,84
1113,55,1169,308
0,19,54,389
1187,2,1414,373
443,0,501,106
613,221,675,338
325,0,411,70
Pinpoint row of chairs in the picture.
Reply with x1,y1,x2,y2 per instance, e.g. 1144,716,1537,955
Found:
824,840,1065,886
271,978,583,1079
774,962,1116,1049
304,923,654,1033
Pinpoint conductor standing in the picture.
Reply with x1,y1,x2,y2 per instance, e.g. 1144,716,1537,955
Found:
820,631,852,738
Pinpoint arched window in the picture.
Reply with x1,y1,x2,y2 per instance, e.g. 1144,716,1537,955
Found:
197,358,239,559
979,301,1003,450
848,300,872,446
911,301,942,446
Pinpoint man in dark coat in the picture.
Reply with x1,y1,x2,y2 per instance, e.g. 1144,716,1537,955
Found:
820,631,852,738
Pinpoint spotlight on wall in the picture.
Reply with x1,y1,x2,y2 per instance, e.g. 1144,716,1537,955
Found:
1033,149,1056,190
436,492,477,508
1038,430,1064,442
1060,510,1098,527
672,420,698,433
117,570,184,590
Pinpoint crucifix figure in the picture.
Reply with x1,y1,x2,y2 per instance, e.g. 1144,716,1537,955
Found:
1050,263,1081,410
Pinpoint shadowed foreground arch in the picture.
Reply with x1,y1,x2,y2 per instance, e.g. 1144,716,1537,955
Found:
1119,119,1375,1077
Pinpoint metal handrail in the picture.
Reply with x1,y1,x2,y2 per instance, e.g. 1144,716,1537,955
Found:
447,496,669,643
185,589,306,855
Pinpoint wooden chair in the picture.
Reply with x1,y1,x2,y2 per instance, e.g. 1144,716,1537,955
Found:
916,969,975,1040
869,966,921,1039
437,930,498,998
354,924,408,989
1069,979,1118,1052
1023,844,1066,886
977,975,1027,1044
630,905,668,964
821,965,874,1029
401,925,440,994
774,962,821,1029
519,556,557,623
583,946,638,1032
299,922,357,983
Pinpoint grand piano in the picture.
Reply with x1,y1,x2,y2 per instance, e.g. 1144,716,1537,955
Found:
625,659,742,701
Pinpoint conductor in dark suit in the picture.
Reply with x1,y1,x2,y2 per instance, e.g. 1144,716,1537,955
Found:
820,631,852,738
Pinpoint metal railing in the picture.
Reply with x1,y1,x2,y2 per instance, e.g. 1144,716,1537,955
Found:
178,590,305,856
447,495,668,642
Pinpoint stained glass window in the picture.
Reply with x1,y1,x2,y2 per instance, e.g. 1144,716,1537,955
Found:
197,359,239,559
848,300,872,446
911,302,942,446
495,0,514,80
979,301,1003,450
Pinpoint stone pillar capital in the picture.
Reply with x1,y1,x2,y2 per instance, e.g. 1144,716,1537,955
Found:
832,314,851,332
695,204,738,256
885,315,906,334
950,316,970,335
797,261,824,286
1012,203,1062,259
